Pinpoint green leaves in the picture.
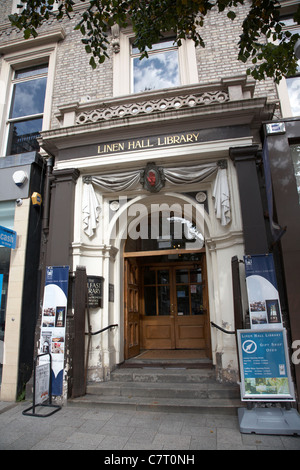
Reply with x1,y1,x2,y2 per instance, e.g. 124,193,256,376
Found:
7,0,300,82
238,0,300,83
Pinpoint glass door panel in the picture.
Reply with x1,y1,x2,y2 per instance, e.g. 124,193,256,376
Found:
176,286,189,315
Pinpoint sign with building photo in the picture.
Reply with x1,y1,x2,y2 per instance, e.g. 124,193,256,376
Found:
237,329,295,401
40,266,69,396
244,254,283,329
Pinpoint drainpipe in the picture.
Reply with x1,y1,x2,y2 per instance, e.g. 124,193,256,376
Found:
42,155,54,234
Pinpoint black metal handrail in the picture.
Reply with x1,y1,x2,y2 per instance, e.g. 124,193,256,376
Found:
85,324,118,336
210,321,235,335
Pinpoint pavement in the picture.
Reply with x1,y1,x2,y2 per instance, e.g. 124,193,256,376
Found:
1,400,300,451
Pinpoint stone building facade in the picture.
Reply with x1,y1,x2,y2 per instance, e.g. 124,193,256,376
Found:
0,0,299,410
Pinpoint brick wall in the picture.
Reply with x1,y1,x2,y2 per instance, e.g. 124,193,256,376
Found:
0,0,279,131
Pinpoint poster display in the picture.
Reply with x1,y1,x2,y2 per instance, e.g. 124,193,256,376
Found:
35,363,50,405
40,266,69,396
237,329,295,401
244,254,283,329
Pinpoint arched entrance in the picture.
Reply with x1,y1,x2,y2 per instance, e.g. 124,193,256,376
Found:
122,196,211,360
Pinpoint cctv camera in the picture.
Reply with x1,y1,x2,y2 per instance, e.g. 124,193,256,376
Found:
16,198,23,206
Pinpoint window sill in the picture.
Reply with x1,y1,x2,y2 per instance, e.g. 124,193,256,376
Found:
0,27,66,55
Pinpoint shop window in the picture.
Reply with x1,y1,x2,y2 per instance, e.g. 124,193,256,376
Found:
6,64,48,156
131,38,180,93
290,144,300,204
0,201,15,383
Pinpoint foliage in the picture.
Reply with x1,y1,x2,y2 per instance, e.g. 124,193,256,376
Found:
8,0,300,82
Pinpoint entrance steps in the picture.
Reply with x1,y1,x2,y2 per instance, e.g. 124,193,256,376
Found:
69,363,244,415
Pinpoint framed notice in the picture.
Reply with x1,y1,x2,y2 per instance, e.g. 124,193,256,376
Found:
237,329,295,401
87,276,104,308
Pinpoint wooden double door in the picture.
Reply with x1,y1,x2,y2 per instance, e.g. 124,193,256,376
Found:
124,256,211,359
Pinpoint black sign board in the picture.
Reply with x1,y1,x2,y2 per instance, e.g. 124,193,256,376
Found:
87,276,104,308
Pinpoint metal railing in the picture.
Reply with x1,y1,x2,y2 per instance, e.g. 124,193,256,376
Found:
210,321,235,335
85,324,118,336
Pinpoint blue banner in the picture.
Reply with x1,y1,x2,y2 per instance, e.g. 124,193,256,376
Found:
40,266,69,396
237,329,294,401
0,225,16,249
244,254,282,329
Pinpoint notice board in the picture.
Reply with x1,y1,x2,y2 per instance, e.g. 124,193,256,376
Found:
237,329,295,401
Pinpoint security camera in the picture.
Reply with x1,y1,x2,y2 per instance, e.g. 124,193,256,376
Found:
16,198,23,207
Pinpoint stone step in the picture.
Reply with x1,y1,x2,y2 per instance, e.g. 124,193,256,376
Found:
68,365,244,415
110,367,217,384
86,380,241,400
68,394,244,415
68,362,245,414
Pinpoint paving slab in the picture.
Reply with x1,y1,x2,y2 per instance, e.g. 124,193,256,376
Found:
0,401,300,451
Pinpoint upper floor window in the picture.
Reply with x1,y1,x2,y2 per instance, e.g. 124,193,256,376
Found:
12,0,59,13
113,29,198,97
286,60,300,116
6,64,48,155
278,17,300,117
131,39,180,93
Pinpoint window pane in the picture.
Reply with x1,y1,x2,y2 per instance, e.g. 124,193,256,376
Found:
176,269,189,283
157,270,169,284
177,286,189,315
133,49,179,93
191,285,204,315
15,64,48,79
10,77,47,118
144,286,156,315
287,76,300,116
158,286,170,315
190,269,202,283
8,118,42,155
144,267,156,285
132,39,175,54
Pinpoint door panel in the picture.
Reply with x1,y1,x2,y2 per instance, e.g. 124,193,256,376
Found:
175,316,206,349
124,258,140,359
141,316,175,349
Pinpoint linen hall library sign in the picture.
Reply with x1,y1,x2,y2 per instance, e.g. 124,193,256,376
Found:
97,130,202,155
